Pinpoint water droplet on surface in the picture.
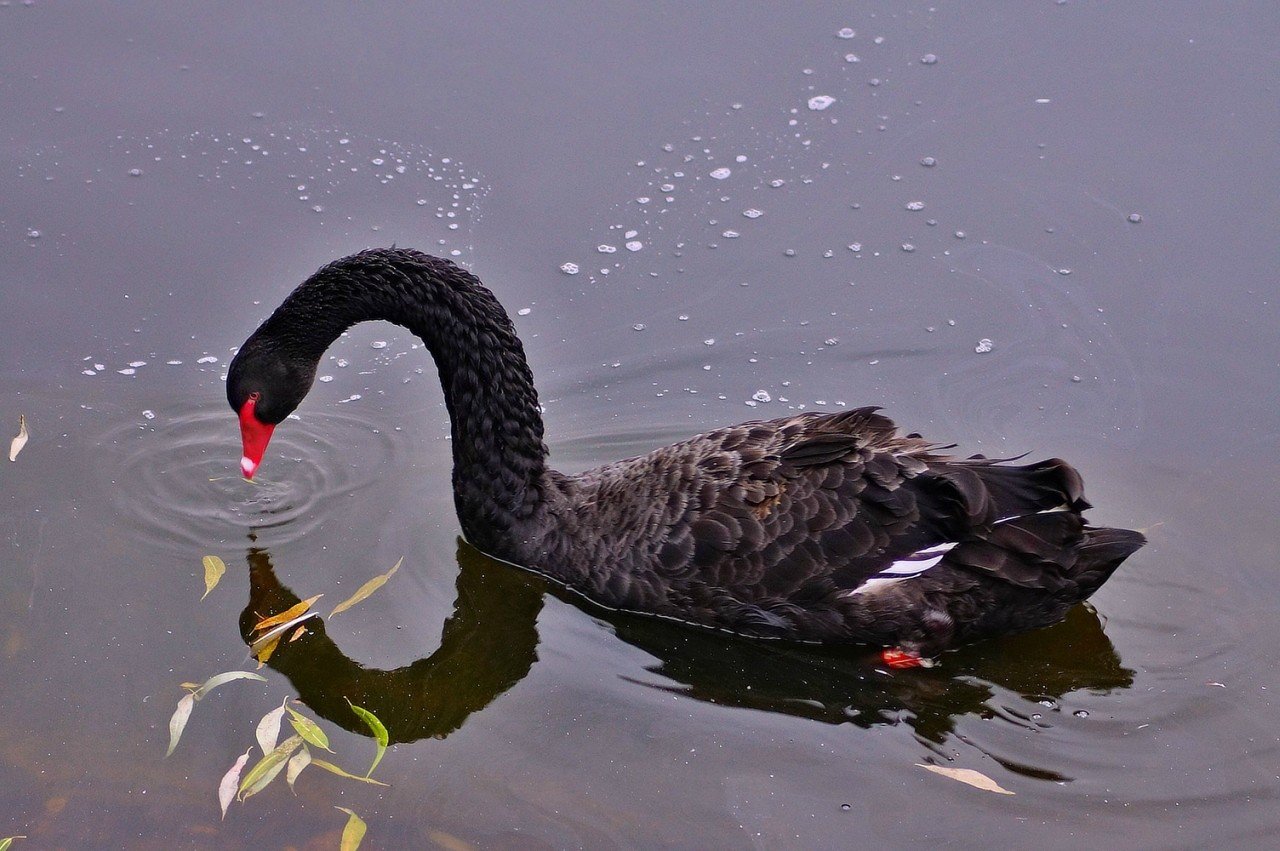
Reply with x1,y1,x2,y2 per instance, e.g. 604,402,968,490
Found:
370,341,388,349
117,368,136,376
847,242,863,252
703,338,716,346
1074,709,1090,718
901,243,915,252
975,338,994,354
710,167,732,180
783,248,796,257
633,323,646,331
318,375,334,383
142,410,155,420
1127,212,1143,223
1056,268,1072,276
742,208,763,219
954,230,966,239
722,230,740,239
770,179,786,188
905,201,925,211
1071,374,1082,383
808,95,836,111
752,390,772,403
560,262,580,275
920,156,937,167
128,168,143,177
26,229,40,239
844,53,860,63
921,53,938,65
625,240,643,251
840,804,852,812
597,244,618,254
196,356,218,364
517,308,531,316
836,27,855,39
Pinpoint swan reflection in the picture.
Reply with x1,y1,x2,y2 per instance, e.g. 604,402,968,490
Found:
240,541,1132,760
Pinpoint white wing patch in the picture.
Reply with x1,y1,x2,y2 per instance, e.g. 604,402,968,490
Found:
842,542,957,597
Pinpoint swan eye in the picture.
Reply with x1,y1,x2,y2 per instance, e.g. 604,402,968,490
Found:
248,391,262,402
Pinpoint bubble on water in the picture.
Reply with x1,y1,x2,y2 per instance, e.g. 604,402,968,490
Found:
117,368,136,376
128,168,143,177
560,262,580,275
318,375,334,382
142,410,156,420
710,167,732,180
311,205,324,213
743,208,763,219
127,360,146,368
808,95,836,111
824,338,839,346
954,230,966,239
905,201,925,211
166,359,182,365
370,341,388,349
633,323,646,331
196,356,218,364
901,243,916,252
921,53,938,65
703,338,716,346
722,230,740,239
844,53,860,63
840,804,852,812
921,156,937,167
597,244,618,253
770,179,786,188
847,242,863,252
626,240,643,251
783,248,796,257
1056,267,1072,276
370,157,384,166
975,338,993,353
82,369,96,376
836,27,856,39
416,198,428,206
1071,374,1082,383
517,307,531,316
873,35,885,44
338,394,362,403
625,230,638,239
752,390,772,403
336,358,349,367
1127,212,1143,223
1074,709,1090,718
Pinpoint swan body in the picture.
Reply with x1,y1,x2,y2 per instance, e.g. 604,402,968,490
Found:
228,248,1143,662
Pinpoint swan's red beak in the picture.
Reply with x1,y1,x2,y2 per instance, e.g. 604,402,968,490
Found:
238,396,275,480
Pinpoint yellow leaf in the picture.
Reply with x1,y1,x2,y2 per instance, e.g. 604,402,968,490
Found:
252,595,323,633
0,836,28,851
239,735,302,800
8,414,28,462
330,558,403,618
915,763,1015,795
288,624,309,642
286,706,333,752
253,634,282,666
200,556,226,601
335,806,367,851
286,745,312,793
309,758,390,786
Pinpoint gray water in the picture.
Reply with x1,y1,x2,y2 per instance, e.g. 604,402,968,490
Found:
2,2,1278,848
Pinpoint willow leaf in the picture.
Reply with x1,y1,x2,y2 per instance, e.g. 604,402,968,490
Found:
165,693,196,757
239,735,302,800
286,745,312,793
915,763,1015,795
346,698,389,777
335,807,367,851
252,595,323,633
286,707,333,752
218,747,253,819
309,758,390,786
8,414,28,462
190,670,268,701
0,836,28,851
200,555,226,601
330,557,403,617
255,699,289,755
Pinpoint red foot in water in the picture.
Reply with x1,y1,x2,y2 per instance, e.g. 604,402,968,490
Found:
881,648,931,669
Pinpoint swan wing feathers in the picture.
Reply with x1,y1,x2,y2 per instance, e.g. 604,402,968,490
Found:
579,407,1109,627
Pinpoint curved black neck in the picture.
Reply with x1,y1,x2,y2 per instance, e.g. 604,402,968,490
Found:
257,249,549,552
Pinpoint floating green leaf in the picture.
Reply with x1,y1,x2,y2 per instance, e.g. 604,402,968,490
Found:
190,670,268,701
218,747,253,819
286,745,312,793
255,698,289,755
346,698,389,777
330,557,404,618
335,806,367,851
309,757,390,786
239,735,302,801
0,836,28,851
8,414,28,462
252,595,323,634
915,763,1015,795
286,706,333,752
200,555,226,601
165,692,196,757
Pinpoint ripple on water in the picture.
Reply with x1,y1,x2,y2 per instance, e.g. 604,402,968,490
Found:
101,405,396,555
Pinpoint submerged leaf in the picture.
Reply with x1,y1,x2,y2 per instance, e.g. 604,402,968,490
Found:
190,670,268,701
165,693,196,757
200,555,227,601
8,414,28,462
252,595,323,634
218,747,253,819
239,734,303,800
286,706,333,752
286,745,312,793
255,698,289,755
335,807,367,851
309,757,390,786
915,763,1015,795
346,698,389,777
330,557,404,618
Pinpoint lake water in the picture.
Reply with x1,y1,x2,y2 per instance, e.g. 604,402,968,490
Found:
2,2,1278,848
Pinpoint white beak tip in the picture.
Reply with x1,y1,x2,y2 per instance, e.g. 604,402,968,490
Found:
240,457,258,478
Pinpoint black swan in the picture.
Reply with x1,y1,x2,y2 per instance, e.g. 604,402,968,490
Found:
227,248,1144,667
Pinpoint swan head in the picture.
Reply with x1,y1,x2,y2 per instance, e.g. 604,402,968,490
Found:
226,338,317,479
